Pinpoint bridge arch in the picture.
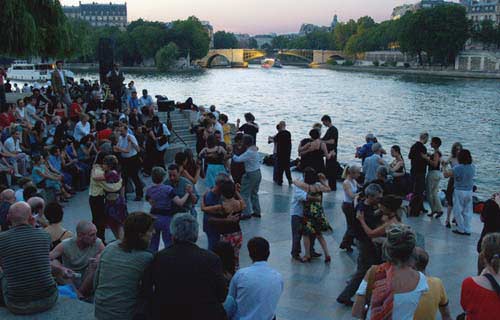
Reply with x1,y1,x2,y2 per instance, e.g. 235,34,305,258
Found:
276,51,314,63
206,53,231,68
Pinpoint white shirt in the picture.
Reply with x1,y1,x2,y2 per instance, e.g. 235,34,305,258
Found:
15,189,24,202
214,122,223,135
356,271,429,320
4,137,21,153
58,69,65,86
74,121,90,142
228,261,283,320
22,85,31,93
25,104,37,125
290,184,307,217
117,134,138,158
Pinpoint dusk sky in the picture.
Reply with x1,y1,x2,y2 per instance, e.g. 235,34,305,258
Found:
61,0,457,34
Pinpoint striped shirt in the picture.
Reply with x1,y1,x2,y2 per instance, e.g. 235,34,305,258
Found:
0,225,56,303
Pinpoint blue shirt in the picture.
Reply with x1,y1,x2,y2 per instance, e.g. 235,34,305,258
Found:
139,95,153,107
363,153,382,183
228,261,284,320
453,164,475,191
48,155,62,172
127,97,140,111
145,184,176,213
164,177,198,212
290,184,307,217
232,147,261,173
356,142,374,162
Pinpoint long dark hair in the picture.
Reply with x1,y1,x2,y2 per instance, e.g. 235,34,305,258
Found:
120,212,154,252
304,167,318,185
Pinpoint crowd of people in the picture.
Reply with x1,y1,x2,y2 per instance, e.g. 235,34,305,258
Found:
0,62,499,320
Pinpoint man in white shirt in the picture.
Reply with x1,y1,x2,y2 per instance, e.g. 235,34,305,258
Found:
116,124,143,201
3,129,28,175
25,96,44,127
139,89,154,117
228,237,283,320
73,114,91,143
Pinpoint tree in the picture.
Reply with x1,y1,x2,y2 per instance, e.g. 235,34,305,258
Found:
271,36,291,49
130,24,168,60
166,16,210,60
473,20,497,49
399,6,469,65
248,38,258,49
334,19,358,50
214,31,238,49
0,0,68,58
155,43,179,71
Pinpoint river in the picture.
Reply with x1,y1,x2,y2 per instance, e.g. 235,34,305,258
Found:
75,66,500,197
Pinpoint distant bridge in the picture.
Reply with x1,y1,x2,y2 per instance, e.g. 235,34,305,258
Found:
198,49,345,68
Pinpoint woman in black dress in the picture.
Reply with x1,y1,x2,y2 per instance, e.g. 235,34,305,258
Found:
299,129,329,174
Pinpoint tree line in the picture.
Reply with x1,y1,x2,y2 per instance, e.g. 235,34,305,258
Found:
216,5,500,66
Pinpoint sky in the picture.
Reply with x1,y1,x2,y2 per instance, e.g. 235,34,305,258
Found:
60,0,457,35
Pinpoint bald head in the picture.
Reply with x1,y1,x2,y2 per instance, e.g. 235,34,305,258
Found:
27,196,45,214
1,189,15,204
76,221,95,235
8,202,33,226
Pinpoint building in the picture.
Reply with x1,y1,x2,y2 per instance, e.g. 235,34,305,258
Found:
201,21,215,49
63,1,127,30
253,34,276,48
466,0,500,26
391,0,457,20
299,15,340,35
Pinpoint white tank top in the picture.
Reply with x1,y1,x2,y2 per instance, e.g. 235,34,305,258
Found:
343,179,358,203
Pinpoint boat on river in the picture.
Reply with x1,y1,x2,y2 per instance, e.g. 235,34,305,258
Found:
7,60,54,81
261,58,283,69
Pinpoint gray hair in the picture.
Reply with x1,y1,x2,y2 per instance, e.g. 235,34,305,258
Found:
170,213,198,243
151,166,166,184
365,183,383,198
371,142,382,153
383,224,416,267
27,196,45,213
377,166,389,179
76,221,94,235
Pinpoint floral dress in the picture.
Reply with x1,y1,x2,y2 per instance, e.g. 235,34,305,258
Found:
302,191,333,236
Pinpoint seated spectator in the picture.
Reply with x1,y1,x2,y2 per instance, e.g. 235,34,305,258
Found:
74,114,91,143
69,96,83,123
0,202,58,315
461,233,500,320
94,212,154,320
43,202,73,249
139,89,154,117
228,237,284,320
14,178,31,201
32,155,71,201
0,189,15,231
50,221,105,298
146,166,192,252
413,247,452,320
27,196,47,228
352,224,428,320
3,128,28,176
137,213,227,320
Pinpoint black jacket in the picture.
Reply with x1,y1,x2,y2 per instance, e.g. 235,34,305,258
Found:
137,242,228,320
478,200,500,252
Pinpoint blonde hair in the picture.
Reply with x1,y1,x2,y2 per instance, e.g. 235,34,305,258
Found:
342,164,361,180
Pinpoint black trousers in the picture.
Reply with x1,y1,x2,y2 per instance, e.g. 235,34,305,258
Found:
340,202,356,247
325,156,338,190
275,158,292,184
409,172,426,216
291,215,316,257
121,155,143,198
0,86,5,113
338,240,380,301
89,195,106,241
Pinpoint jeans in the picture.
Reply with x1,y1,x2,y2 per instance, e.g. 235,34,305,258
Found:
426,170,443,213
337,240,379,301
241,170,261,217
0,274,58,315
149,214,173,252
453,189,473,233
206,231,221,251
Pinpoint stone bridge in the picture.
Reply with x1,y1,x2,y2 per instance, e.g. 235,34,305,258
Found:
197,49,345,68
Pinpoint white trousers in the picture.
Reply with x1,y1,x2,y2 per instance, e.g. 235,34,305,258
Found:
453,189,473,233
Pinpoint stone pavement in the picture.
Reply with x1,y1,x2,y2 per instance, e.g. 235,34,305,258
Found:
2,165,482,319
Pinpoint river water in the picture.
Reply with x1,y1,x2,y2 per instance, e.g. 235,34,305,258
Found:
76,66,500,197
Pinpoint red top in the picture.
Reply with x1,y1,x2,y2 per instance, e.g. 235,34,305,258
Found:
70,103,82,119
97,128,112,142
0,112,15,129
461,277,500,320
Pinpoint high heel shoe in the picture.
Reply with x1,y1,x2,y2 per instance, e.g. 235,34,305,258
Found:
434,211,444,219
324,256,331,264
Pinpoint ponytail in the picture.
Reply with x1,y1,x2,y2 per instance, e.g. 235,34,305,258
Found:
342,166,350,180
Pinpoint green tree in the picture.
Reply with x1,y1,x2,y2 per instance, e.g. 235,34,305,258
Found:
334,19,358,50
130,24,168,60
155,43,179,71
271,36,291,49
213,31,238,49
166,16,210,60
473,20,497,49
248,38,258,49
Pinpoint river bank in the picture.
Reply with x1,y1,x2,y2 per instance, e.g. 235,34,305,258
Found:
66,63,202,73
320,64,500,80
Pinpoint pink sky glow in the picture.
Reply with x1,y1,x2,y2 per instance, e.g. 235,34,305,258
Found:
61,0,457,34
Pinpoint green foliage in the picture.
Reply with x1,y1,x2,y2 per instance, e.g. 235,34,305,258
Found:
271,31,336,50
214,31,238,49
472,20,498,49
166,16,210,60
334,20,358,50
0,0,68,57
248,38,258,49
398,5,470,65
155,43,179,71
327,59,338,65
130,25,168,59
342,60,354,66
373,60,379,67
